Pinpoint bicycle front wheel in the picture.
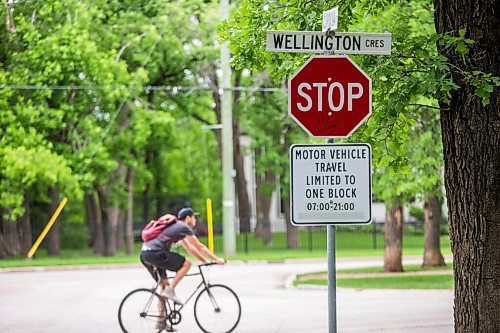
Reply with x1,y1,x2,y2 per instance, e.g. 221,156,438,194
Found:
194,284,241,333
118,288,167,333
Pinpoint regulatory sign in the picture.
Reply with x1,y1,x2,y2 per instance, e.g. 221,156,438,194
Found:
266,30,392,55
289,55,371,138
290,143,372,226
322,7,338,32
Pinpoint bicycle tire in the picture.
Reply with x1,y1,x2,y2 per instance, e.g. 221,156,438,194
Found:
118,288,168,333
194,284,241,333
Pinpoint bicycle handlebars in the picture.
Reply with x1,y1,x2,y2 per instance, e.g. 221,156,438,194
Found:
198,261,225,267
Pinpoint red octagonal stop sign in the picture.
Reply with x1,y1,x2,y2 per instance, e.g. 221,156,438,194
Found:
288,55,371,137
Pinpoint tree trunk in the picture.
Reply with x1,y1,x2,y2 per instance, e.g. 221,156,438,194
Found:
434,1,500,330
423,196,445,267
1,208,19,256
231,70,251,234
283,138,299,249
111,207,122,253
383,204,404,272
234,125,251,233
85,192,104,255
96,186,121,257
142,150,152,223
0,208,9,258
284,194,299,249
47,186,60,256
116,209,124,251
17,190,32,256
94,102,130,256
125,167,135,254
0,233,8,259
154,153,163,217
255,167,274,246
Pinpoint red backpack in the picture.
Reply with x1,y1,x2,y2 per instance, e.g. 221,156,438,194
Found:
141,214,177,242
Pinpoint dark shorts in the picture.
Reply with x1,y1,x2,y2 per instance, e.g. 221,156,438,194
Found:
140,250,186,281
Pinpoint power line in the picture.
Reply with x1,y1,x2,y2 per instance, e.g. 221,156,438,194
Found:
78,33,163,176
0,84,287,93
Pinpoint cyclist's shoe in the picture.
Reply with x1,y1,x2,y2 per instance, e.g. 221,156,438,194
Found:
162,287,184,305
155,320,166,331
155,320,177,332
165,324,177,332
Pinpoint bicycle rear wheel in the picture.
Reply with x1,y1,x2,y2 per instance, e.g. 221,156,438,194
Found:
194,284,241,333
118,288,167,333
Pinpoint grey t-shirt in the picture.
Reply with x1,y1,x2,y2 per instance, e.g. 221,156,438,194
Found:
143,222,195,251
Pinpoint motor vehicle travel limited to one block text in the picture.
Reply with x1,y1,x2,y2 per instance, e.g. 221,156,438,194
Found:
290,144,372,225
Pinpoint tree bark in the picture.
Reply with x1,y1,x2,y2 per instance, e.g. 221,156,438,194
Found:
142,149,152,223
0,233,8,259
17,190,32,256
96,186,111,255
94,102,130,256
383,204,404,272
0,208,9,258
1,208,19,256
423,196,445,267
84,192,104,254
284,193,299,249
125,167,135,254
96,182,123,257
234,123,251,233
116,208,124,251
434,0,500,331
255,167,275,245
47,186,60,256
153,150,163,217
231,71,252,234
108,206,121,255
283,138,299,249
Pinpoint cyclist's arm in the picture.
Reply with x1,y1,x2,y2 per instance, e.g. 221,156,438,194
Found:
181,238,206,262
184,235,225,264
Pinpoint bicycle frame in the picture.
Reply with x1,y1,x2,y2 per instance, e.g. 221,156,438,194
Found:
154,263,218,313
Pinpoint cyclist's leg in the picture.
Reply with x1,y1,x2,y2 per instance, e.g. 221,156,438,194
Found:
148,250,191,289
140,251,170,322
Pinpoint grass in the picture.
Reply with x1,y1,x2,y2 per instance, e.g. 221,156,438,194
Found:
294,263,454,289
0,229,451,269
335,262,453,274
0,246,452,269
296,275,454,289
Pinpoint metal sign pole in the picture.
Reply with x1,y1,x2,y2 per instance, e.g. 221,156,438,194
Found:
327,225,337,333
326,137,337,333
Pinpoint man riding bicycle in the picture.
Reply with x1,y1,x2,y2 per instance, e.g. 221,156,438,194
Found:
140,207,225,313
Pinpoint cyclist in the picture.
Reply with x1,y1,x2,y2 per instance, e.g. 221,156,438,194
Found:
140,207,225,305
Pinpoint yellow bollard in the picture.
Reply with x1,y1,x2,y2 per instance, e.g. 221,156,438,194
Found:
206,198,214,252
27,197,68,259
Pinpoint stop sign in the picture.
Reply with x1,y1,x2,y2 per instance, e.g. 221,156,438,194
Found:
288,55,371,137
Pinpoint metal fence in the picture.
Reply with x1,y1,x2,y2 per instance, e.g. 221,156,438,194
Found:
53,219,449,253
203,222,450,254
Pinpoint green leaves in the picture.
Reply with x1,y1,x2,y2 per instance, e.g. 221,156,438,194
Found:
220,0,449,207
469,71,500,106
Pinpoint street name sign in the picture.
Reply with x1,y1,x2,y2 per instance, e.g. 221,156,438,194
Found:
266,30,392,55
289,55,371,138
290,143,372,226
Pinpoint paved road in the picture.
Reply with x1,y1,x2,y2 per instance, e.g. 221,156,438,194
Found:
0,257,453,332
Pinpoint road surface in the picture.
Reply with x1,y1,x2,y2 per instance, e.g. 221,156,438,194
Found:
0,257,453,332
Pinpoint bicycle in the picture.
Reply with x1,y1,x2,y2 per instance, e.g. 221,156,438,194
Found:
118,262,241,333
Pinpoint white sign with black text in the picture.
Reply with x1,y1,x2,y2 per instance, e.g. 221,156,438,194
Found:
290,143,372,225
266,30,392,55
322,7,338,32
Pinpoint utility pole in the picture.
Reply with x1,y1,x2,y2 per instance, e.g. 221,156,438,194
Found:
220,0,236,256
